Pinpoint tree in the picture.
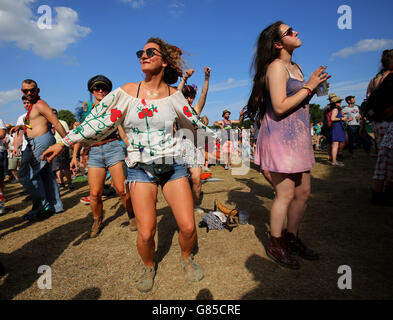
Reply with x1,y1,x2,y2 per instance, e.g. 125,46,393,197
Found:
58,109,76,128
309,104,324,123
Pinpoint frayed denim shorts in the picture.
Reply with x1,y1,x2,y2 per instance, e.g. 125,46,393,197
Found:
88,140,125,168
126,161,188,186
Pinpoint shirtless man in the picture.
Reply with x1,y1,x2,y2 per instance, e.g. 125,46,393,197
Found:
17,79,67,220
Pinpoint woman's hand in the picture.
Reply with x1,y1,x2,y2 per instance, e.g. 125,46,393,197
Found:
70,157,78,172
204,67,211,79
183,69,195,82
42,143,64,163
306,66,331,91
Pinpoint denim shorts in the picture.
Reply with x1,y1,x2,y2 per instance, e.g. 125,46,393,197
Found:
88,140,125,168
127,161,188,185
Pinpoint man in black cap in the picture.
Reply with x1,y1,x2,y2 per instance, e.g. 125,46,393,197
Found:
342,95,371,156
71,75,136,237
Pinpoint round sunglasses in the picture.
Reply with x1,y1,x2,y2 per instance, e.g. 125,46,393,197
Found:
136,47,162,59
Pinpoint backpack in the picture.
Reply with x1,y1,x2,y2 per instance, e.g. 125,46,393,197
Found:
363,73,393,122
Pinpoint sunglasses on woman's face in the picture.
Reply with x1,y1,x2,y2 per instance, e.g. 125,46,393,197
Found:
280,27,295,39
92,85,109,92
21,87,38,94
136,47,162,59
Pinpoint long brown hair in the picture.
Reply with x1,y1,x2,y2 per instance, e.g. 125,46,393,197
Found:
146,37,186,85
246,21,284,121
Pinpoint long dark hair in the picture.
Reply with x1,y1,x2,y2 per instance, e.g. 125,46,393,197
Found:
246,21,284,121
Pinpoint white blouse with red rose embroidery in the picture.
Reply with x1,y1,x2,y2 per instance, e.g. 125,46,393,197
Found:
61,87,215,166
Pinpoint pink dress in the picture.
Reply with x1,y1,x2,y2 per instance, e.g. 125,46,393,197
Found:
255,71,315,173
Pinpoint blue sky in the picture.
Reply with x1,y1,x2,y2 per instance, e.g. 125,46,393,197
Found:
1,0,393,125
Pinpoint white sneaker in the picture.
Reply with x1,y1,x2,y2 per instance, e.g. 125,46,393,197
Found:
332,161,344,167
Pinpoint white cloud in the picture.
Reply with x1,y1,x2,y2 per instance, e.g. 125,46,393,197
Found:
210,78,251,93
0,0,91,59
331,39,393,59
121,0,146,8
0,89,21,107
169,1,185,8
168,1,185,17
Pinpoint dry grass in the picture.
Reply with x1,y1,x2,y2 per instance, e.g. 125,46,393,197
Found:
1,150,393,300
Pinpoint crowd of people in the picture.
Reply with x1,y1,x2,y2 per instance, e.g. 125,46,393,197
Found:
1,24,392,292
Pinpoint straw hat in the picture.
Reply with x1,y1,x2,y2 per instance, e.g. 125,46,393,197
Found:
328,93,343,104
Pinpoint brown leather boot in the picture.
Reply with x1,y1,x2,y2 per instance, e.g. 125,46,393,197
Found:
267,234,300,269
90,216,103,238
283,229,320,261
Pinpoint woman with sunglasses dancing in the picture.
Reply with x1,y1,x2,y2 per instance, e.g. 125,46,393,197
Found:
70,75,136,238
43,38,215,293
246,22,330,269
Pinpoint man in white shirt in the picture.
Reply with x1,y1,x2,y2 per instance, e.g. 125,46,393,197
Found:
343,96,371,156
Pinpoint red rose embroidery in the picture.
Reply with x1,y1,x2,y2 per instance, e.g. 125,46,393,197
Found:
110,108,122,122
141,99,147,106
139,108,153,119
183,106,192,117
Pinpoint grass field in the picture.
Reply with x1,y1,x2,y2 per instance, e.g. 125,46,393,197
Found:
1,149,392,300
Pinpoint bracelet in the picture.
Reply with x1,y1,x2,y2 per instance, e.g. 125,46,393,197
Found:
57,140,65,147
303,86,312,95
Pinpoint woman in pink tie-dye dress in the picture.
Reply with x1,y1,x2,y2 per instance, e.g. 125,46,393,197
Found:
246,21,331,269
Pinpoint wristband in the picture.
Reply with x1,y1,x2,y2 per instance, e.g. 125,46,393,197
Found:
57,140,65,147
303,86,312,95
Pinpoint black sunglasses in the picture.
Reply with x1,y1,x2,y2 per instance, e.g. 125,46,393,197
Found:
92,84,109,92
136,47,162,59
280,27,295,39
21,87,38,94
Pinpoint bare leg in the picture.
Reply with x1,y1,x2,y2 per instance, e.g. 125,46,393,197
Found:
188,167,202,206
129,182,158,267
162,177,196,260
286,172,311,234
269,172,295,237
331,141,339,163
108,162,133,217
88,167,106,219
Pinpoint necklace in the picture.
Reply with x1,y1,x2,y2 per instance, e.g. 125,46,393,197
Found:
146,90,159,98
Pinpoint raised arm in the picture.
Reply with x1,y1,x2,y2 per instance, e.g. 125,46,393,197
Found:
229,107,245,125
177,69,195,92
193,67,211,116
